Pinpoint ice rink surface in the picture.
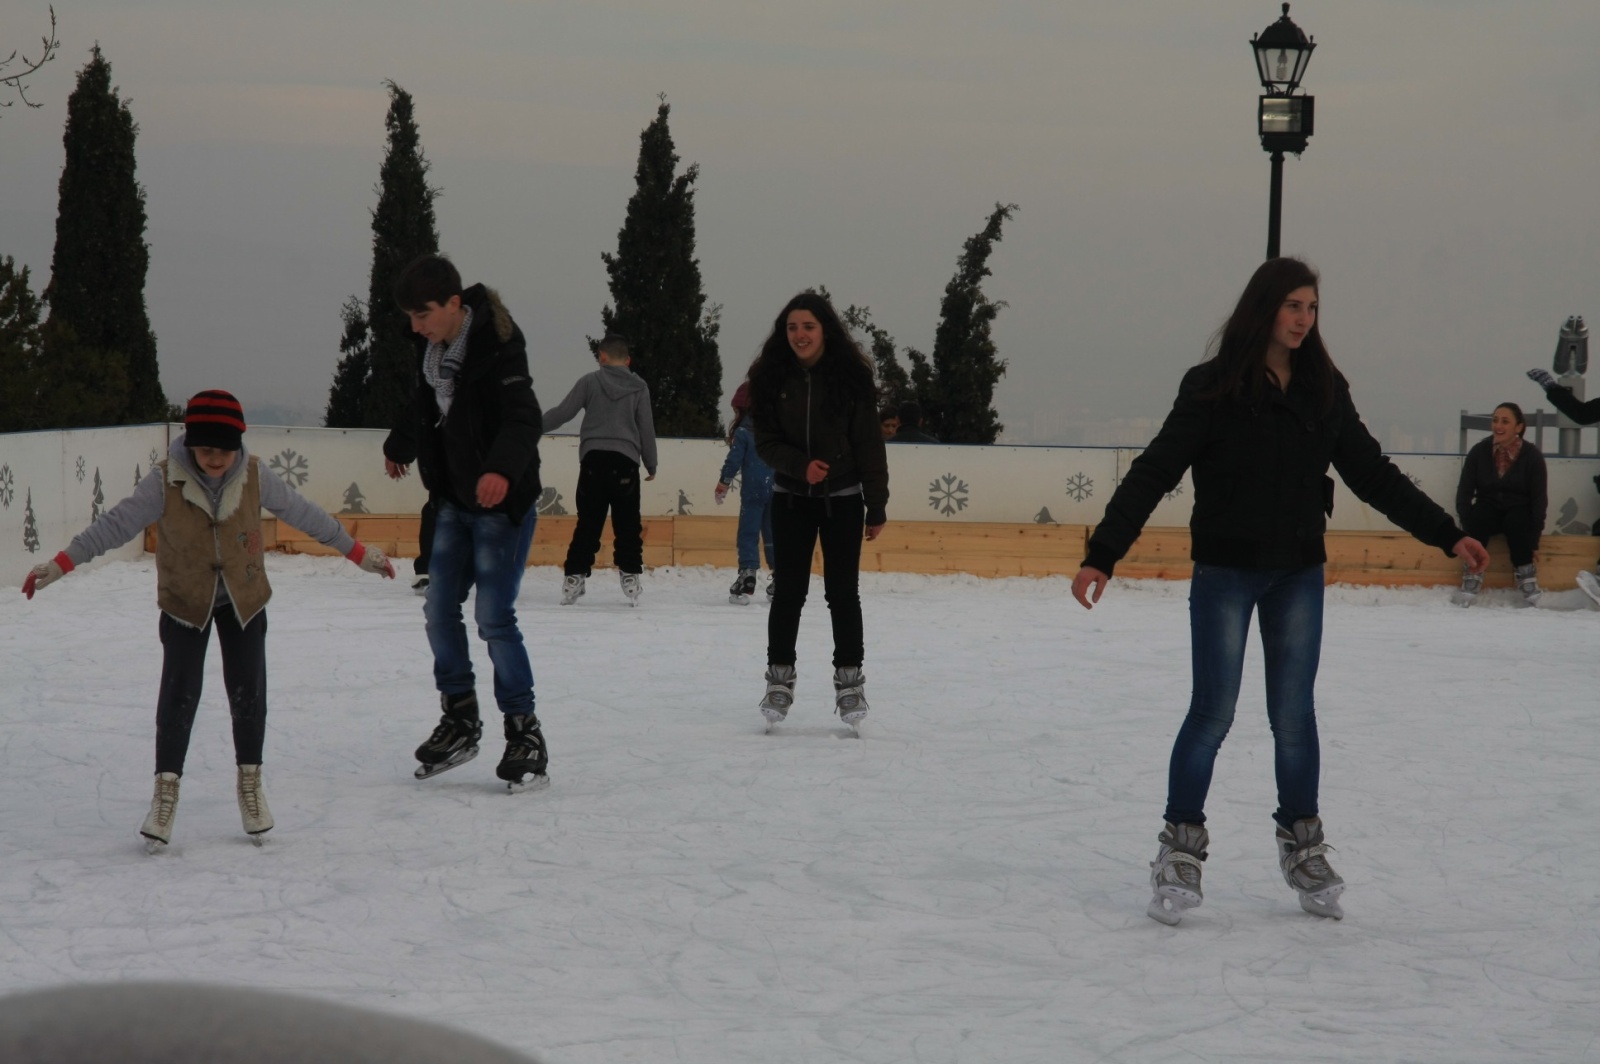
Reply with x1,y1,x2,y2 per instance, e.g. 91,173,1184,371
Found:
3,556,1597,1063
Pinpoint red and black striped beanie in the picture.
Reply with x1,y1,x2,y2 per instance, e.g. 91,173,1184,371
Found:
184,389,247,451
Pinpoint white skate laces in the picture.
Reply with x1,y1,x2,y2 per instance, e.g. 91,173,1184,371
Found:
236,764,274,842
1147,822,1209,925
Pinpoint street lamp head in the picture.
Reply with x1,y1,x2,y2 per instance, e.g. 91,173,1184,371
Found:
1252,3,1315,95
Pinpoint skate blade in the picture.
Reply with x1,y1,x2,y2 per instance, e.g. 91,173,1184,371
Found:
505,774,550,793
248,833,267,847
414,745,480,780
839,709,867,727
1297,885,1345,919
143,837,168,855
730,594,751,605
1147,892,1199,925
760,706,788,727
1450,591,1476,607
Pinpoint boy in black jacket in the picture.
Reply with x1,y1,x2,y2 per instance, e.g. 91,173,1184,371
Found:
382,255,549,789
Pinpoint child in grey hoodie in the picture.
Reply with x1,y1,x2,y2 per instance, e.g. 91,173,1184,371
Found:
20,390,395,852
542,336,658,605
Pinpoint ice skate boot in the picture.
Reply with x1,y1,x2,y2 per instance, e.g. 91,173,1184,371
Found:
414,691,482,779
497,712,549,791
1514,563,1542,606
833,666,869,728
1450,569,1483,608
620,570,643,606
759,664,796,728
411,574,429,597
729,568,758,605
1276,816,1345,919
765,575,775,602
141,772,181,854
236,764,274,844
1577,568,1600,609
1147,821,1208,925
559,573,586,605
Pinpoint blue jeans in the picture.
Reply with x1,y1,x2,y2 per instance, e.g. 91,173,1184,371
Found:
736,494,775,571
1166,563,1324,830
423,500,537,715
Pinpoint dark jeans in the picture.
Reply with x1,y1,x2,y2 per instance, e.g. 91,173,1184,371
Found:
414,499,437,576
155,607,268,775
1462,502,1538,567
564,450,644,576
1166,563,1324,831
767,493,865,669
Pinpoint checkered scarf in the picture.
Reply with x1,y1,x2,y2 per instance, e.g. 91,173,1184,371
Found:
423,305,474,417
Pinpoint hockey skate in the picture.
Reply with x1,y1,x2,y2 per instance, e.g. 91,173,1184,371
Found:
141,772,181,854
833,666,869,729
559,573,586,605
1450,569,1483,608
1276,816,1345,919
497,712,549,791
759,664,796,728
620,570,643,606
1147,821,1208,925
411,574,429,597
1514,563,1542,606
236,764,274,844
1577,569,1600,608
414,692,482,780
729,568,758,605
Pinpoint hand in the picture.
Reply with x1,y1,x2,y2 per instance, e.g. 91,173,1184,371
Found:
714,482,728,505
385,459,410,480
346,541,397,579
1526,367,1557,390
864,523,885,541
645,473,655,482
22,551,74,600
804,459,830,485
1452,536,1490,575
1072,566,1109,609
476,472,510,508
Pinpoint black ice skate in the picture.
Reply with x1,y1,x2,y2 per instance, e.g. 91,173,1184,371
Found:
414,692,482,780
729,568,758,605
497,712,550,791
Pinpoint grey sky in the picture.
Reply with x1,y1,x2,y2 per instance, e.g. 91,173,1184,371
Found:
2,1,1597,448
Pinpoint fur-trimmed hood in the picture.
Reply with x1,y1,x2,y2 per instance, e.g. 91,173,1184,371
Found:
472,284,516,345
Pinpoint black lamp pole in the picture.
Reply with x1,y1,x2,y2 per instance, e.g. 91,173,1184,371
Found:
1252,4,1316,259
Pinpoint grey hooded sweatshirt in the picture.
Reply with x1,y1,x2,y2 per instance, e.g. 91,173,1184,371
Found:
542,363,658,475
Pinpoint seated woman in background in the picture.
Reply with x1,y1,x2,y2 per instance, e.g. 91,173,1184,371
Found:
1454,401,1547,606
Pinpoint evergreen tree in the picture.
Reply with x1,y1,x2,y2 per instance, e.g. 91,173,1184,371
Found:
0,256,44,431
924,203,1017,443
39,45,166,427
326,81,439,429
597,95,722,438
841,304,912,408
23,489,40,553
90,467,104,520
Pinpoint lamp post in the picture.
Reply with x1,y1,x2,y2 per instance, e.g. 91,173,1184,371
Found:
1252,4,1316,259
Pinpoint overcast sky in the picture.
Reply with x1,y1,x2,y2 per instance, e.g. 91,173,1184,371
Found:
2,1,1597,447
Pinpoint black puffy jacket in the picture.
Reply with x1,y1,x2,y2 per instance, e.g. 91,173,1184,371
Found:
383,284,544,523
1085,362,1463,575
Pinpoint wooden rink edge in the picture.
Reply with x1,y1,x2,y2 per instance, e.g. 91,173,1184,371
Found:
146,515,1600,590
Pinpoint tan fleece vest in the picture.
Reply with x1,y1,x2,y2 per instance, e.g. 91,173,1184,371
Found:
156,456,272,628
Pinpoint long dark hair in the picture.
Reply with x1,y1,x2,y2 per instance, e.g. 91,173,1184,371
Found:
747,292,876,425
1198,257,1340,414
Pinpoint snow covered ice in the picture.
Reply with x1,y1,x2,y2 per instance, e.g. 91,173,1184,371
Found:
3,556,1597,1063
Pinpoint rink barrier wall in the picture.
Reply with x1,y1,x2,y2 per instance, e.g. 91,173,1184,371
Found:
3,423,1598,588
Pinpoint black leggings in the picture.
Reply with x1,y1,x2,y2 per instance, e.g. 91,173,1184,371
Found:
1462,503,1539,568
767,493,865,669
155,607,268,775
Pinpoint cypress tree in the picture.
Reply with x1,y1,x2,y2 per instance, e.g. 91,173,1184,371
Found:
39,45,165,427
597,95,722,437
326,80,439,429
0,256,44,431
924,203,1017,444
841,303,912,408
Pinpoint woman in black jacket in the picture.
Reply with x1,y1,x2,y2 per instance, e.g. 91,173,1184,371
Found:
748,292,889,731
1071,257,1488,925
1453,402,1547,606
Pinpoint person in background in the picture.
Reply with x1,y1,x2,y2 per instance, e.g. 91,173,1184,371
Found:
1453,402,1547,607
22,390,395,852
715,381,776,604
878,405,900,441
888,400,939,443
1527,366,1600,606
1071,257,1488,925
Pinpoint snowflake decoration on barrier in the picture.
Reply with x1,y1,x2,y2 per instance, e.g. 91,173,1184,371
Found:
1064,472,1093,502
269,448,310,487
1405,473,1423,490
1165,481,1185,502
536,487,568,516
0,464,12,508
75,456,86,482
148,447,160,468
928,473,970,516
